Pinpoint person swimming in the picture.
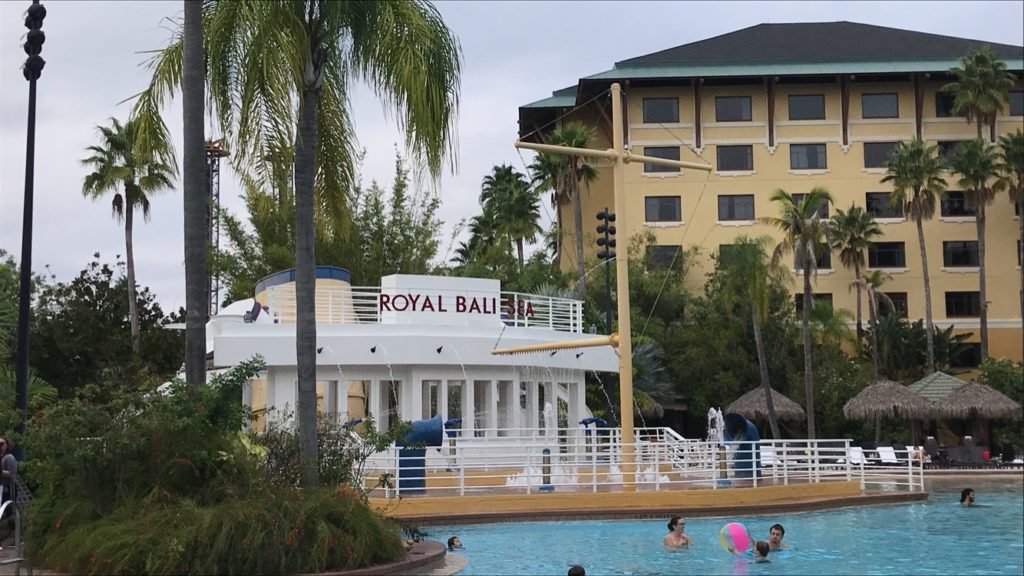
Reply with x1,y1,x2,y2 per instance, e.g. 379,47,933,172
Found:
663,515,692,548
447,536,463,550
960,488,975,506
768,523,788,550
753,540,771,563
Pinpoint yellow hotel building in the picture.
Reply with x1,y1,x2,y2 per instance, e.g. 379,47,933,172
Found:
519,22,1024,366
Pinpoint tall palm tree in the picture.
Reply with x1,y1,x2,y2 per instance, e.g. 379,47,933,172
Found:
81,118,175,355
949,139,1004,359
530,122,598,297
829,205,882,341
882,140,947,374
720,235,788,439
181,0,206,390
852,270,894,382
763,187,834,440
999,130,1024,361
480,165,542,268
942,47,1016,141
131,0,461,487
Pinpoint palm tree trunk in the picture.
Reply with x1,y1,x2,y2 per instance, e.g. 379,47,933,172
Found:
976,206,988,359
517,237,525,269
752,305,780,439
868,287,881,381
802,264,816,440
916,216,936,373
553,197,563,268
1019,210,1024,362
295,85,320,488
182,0,207,389
124,205,140,355
572,172,585,299
854,261,863,341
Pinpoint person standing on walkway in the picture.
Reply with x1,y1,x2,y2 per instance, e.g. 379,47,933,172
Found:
0,438,16,507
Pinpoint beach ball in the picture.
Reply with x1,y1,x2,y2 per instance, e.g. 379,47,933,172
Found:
719,522,751,555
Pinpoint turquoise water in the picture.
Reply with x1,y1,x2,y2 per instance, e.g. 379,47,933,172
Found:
426,480,1023,575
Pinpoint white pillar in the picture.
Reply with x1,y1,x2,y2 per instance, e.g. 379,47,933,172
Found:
368,378,381,428
439,380,449,422
508,378,521,433
405,377,422,424
525,381,539,433
487,380,499,435
463,379,475,434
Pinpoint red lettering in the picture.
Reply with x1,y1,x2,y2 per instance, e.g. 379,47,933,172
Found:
392,294,409,311
526,302,535,316
456,295,467,312
408,293,421,311
421,296,435,312
469,298,481,313
379,294,392,311
438,295,448,312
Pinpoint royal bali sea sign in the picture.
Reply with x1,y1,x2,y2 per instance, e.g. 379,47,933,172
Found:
378,293,535,316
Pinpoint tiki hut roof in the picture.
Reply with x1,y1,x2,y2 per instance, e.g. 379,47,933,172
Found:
937,381,1022,420
907,371,965,402
726,387,806,422
843,380,935,420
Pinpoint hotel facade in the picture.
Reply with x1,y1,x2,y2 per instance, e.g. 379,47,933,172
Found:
519,22,1024,365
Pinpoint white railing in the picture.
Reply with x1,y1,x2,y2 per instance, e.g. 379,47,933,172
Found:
262,285,584,333
360,427,925,498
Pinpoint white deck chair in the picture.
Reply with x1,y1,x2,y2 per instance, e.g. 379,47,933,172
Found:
848,446,868,466
760,445,776,467
877,446,899,464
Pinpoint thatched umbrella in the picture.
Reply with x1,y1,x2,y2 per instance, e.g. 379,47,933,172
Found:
937,381,1022,420
727,387,806,425
843,380,935,445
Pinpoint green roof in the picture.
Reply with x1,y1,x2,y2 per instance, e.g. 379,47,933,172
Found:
907,371,966,402
522,86,576,109
583,58,1024,82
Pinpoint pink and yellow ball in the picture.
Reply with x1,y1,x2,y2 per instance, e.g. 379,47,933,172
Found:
719,522,752,555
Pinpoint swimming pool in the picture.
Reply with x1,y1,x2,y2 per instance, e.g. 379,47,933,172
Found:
426,479,1023,575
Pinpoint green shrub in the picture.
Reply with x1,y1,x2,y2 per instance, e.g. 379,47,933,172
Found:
25,357,407,574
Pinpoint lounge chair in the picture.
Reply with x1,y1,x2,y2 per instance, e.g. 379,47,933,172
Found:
877,446,899,465
760,445,776,467
847,446,872,466
924,436,948,466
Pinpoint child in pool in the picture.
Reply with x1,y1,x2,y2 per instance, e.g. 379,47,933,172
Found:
753,540,770,563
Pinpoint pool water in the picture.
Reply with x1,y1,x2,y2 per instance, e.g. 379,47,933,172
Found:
426,479,1023,575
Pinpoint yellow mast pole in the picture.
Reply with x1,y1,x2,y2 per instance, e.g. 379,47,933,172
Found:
609,82,637,491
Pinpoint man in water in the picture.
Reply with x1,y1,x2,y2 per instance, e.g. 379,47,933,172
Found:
768,523,788,550
447,536,463,550
960,488,976,506
663,516,692,547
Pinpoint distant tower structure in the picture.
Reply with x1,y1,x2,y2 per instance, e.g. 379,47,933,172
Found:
205,139,230,317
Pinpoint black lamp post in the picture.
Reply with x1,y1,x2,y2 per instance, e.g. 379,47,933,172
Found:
596,209,616,334
14,0,46,448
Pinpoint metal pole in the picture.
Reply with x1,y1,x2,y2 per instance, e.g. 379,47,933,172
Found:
603,207,613,334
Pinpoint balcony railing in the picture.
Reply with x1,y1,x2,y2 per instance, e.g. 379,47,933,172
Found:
262,285,585,333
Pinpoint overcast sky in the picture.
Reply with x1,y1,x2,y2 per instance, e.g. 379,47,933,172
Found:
1,1,1022,312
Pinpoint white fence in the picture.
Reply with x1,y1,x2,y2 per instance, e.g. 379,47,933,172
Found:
362,426,925,498
263,285,584,333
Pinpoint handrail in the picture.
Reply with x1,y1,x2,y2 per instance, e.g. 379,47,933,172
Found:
0,500,25,570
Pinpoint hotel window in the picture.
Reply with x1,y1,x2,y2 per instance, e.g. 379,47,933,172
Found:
881,292,909,318
866,192,903,218
862,93,899,118
951,342,982,369
790,143,827,170
945,291,981,317
940,191,974,217
717,145,754,171
788,94,826,120
643,146,680,173
717,194,755,221
791,193,830,219
643,97,679,124
716,96,752,122
647,245,682,267
943,241,979,267
645,196,682,222
938,140,967,162
1010,91,1023,116
795,243,832,270
863,141,901,168
869,242,906,268
794,293,833,313
935,92,958,118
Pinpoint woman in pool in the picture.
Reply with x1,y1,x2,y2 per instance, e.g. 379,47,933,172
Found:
663,516,691,548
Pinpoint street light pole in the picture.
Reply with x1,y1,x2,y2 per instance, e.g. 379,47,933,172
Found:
15,0,46,446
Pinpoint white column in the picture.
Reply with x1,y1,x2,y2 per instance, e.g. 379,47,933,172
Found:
508,378,521,433
525,381,539,433
405,376,422,424
487,380,499,435
368,378,381,428
438,380,449,422
463,379,475,434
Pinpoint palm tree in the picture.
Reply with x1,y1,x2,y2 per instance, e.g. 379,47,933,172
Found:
882,140,947,374
942,47,1016,141
763,187,834,440
720,235,788,439
852,270,894,381
480,165,542,268
829,205,882,341
181,0,206,390
131,1,461,487
999,130,1024,361
949,139,1004,359
81,118,175,355
530,122,598,297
